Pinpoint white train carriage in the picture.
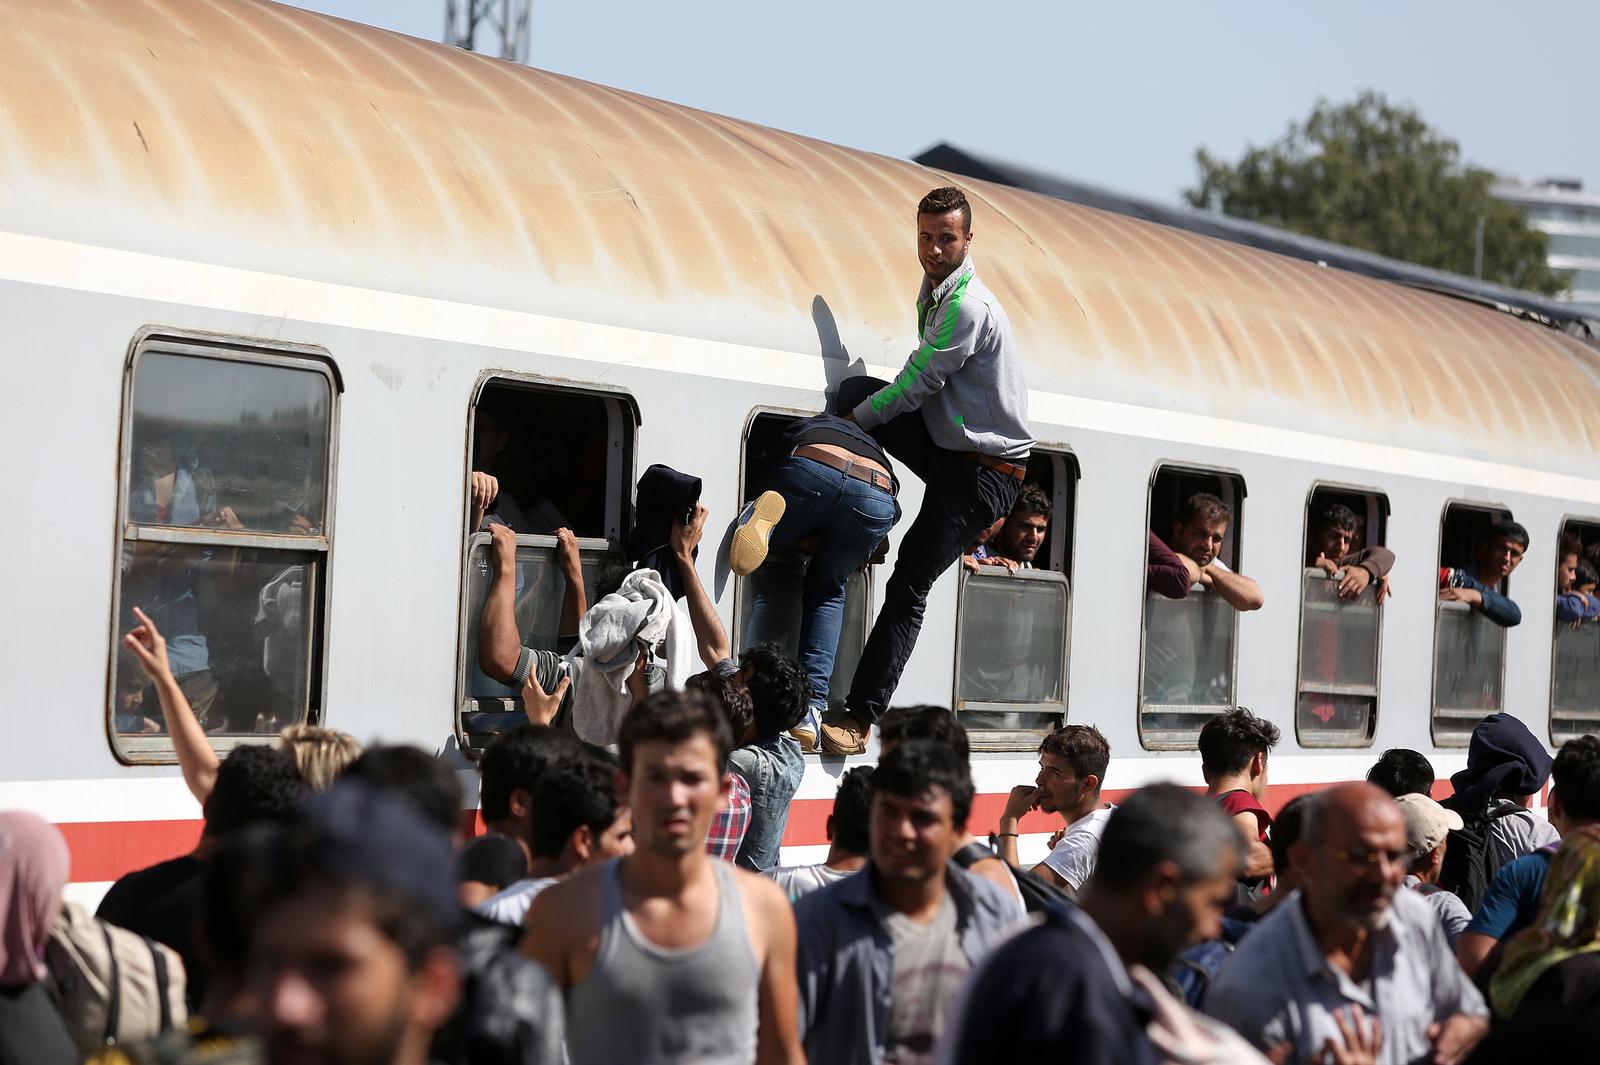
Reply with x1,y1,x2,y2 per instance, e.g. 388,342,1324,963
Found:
2,0,1597,902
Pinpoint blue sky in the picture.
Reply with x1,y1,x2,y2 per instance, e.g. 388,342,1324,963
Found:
286,0,1598,205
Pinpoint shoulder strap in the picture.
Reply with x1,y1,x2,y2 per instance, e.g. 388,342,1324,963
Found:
100,922,121,1047
952,841,992,869
145,937,172,1033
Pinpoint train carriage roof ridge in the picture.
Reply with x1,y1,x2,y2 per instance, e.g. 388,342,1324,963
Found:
3,0,1599,476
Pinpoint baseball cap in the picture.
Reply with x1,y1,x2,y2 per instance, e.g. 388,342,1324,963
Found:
1396,793,1464,857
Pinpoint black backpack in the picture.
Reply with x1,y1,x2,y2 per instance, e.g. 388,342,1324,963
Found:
1437,802,1524,914
953,841,1073,917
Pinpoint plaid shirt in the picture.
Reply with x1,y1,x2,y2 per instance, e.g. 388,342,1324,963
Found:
705,772,752,861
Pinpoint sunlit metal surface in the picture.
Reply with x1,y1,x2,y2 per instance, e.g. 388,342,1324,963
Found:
2,0,1597,474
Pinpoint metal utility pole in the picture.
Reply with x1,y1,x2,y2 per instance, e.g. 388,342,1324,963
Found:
444,0,532,65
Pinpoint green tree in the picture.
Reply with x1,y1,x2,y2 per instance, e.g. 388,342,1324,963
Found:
1184,91,1568,295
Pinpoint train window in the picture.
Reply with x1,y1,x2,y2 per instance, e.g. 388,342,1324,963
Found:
1140,464,1246,749
1431,501,1514,746
111,337,338,762
455,378,638,749
733,411,873,719
954,451,1078,747
1295,487,1389,747
1552,518,1600,743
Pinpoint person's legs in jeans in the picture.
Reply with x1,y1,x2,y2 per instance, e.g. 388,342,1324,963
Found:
795,477,897,717
830,458,1018,750
742,457,836,648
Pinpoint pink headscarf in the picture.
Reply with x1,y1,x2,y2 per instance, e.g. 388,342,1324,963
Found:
0,812,70,987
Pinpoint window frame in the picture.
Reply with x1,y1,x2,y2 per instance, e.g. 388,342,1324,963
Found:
107,329,342,764
1430,498,1513,748
1551,513,1600,745
452,373,640,753
1137,460,1247,751
1292,482,1390,749
952,446,1079,751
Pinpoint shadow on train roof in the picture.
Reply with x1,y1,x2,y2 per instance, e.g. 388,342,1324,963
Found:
915,142,1599,344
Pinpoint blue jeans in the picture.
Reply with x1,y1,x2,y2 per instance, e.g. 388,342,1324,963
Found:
745,456,899,712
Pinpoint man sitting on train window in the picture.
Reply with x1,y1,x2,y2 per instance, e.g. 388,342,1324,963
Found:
1166,493,1265,612
1305,502,1395,602
823,185,1034,756
964,484,1050,574
1439,520,1527,627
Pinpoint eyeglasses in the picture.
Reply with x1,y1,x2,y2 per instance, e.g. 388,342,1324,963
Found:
1331,846,1408,869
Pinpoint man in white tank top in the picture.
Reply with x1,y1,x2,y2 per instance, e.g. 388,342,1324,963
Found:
522,690,804,1065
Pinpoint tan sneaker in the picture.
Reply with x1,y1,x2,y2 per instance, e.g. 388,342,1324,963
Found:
819,714,870,756
790,708,820,753
730,490,786,576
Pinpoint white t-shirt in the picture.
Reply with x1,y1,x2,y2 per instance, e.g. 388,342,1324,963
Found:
476,876,559,927
763,862,854,904
1041,805,1116,890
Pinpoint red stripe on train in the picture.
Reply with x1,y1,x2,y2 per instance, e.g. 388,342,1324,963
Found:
60,778,1394,884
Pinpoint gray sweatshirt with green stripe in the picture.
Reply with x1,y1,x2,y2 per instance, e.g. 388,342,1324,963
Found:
850,256,1033,461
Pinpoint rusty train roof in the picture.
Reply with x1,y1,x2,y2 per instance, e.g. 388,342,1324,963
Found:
3,0,1599,477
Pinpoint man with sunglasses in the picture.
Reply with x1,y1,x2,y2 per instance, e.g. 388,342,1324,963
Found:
1206,783,1488,1065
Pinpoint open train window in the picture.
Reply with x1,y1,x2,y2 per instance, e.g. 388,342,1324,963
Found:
733,410,875,721
1139,464,1247,749
1552,518,1600,743
954,450,1077,749
1295,486,1389,748
110,334,339,762
1432,501,1517,746
455,377,638,750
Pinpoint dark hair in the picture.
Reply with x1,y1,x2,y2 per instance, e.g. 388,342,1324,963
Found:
686,670,754,742
1577,559,1599,587
593,549,634,602
529,753,622,858
738,642,811,736
1197,707,1280,777
870,739,974,827
1553,735,1600,823
917,186,971,233
1093,783,1242,889
205,744,304,837
1038,724,1110,792
342,745,464,837
617,690,734,776
1178,492,1231,528
1011,484,1052,521
830,767,873,855
1314,502,1358,535
877,705,970,759
1488,520,1530,550
1269,794,1313,875
478,725,583,823
1367,748,1436,799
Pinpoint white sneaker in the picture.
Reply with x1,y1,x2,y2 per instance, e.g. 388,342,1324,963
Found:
790,707,821,753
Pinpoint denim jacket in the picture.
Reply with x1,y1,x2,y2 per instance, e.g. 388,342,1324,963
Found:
793,862,1019,1064
729,734,805,871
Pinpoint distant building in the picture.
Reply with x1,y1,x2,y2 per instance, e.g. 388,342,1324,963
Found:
915,142,1597,339
1493,178,1600,314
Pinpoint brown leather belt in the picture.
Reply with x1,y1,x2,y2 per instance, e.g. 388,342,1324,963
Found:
794,444,895,495
963,452,1028,480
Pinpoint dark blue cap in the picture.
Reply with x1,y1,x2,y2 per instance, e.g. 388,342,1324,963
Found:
1449,713,1553,811
300,780,459,930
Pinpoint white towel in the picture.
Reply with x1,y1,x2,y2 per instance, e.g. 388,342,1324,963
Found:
569,568,687,746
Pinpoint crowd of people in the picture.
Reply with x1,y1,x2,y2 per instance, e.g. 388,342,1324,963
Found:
9,185,1600,1065
11,692,1600,1065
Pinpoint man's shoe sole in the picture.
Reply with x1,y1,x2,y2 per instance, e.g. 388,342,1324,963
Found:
730,491,786,576
790,727,818,753
819,725,868,756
